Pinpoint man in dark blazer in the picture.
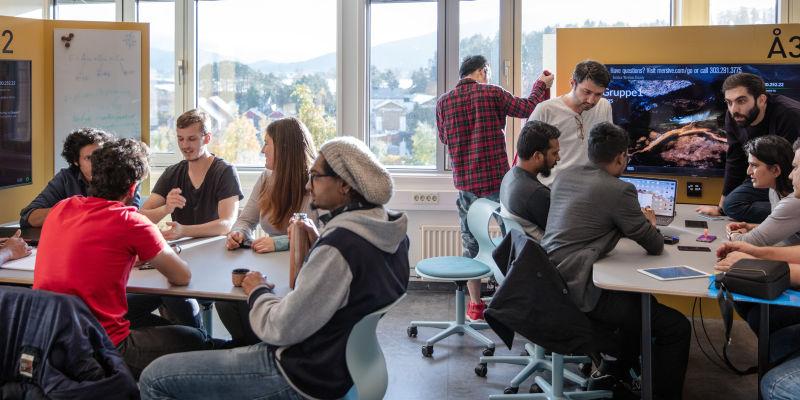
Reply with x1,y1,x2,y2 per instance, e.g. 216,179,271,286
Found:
542,122,690,400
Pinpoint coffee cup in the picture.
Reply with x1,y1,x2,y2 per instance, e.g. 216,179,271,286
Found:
232,268,250,287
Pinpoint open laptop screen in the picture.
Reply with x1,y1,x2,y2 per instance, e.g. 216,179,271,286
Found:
620,176,677,217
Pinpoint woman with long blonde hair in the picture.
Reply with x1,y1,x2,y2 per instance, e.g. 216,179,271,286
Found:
225,117,317,252
220,117,317,346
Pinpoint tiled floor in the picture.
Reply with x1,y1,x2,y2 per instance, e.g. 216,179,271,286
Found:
211,289,760,399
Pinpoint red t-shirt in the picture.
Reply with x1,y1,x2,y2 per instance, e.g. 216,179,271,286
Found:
33,196,166,346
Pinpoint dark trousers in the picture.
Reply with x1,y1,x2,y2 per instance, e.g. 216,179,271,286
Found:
126,293,202,329
723,179,771,224
735,302,800,363
216,300,261,346
116,324,215,379
587,291,691,400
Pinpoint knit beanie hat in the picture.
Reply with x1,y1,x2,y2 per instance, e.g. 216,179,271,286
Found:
319,137,393,205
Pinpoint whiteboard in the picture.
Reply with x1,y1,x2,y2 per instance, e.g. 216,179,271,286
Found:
53,28,141,173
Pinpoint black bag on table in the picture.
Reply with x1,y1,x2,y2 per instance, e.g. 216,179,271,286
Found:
715,259,791,375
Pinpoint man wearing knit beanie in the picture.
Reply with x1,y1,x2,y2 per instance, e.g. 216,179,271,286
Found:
140,137,410,400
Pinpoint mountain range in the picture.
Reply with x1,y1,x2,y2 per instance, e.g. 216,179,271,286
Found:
150,31,438,78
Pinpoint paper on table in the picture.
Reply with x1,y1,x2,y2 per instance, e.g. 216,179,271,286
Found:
0,248,36,271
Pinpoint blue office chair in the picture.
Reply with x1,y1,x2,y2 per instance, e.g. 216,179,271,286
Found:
408,198,500,358
342,294,406,400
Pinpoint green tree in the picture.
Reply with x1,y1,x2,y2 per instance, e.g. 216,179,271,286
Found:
209,115,262,165
149,125,176,153
411,122,436,166
382,70,399,90
293,84,336,147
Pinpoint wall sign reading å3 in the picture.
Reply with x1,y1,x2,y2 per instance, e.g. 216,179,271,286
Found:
768,28,800,59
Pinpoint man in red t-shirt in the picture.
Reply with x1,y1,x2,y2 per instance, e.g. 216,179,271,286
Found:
33,138,215,378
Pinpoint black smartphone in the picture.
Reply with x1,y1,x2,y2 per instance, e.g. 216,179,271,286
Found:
677,245,711,252
685,220,708,229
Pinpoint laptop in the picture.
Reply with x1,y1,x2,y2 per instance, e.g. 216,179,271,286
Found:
620,176,678,226
0,227,42,246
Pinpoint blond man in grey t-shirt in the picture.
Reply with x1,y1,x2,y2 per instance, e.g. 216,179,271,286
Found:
531,60,613,186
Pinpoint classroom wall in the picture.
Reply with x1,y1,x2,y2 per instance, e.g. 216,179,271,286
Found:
0,16,148,224
555,23,800,205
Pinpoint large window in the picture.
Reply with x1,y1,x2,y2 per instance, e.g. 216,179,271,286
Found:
368,0,438,169
54,0,116,21
710,0,777,25
520,0,671,94
459,0,500,87
137,0,176,154
196,0,337,167
0,1,42,18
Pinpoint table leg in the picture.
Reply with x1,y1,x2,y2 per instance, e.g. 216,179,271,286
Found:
758,303,770,400
642,293,652,400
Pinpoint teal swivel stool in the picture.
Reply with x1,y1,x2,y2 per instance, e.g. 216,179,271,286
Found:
407,198,499,358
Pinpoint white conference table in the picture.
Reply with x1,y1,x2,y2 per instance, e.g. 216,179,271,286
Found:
0,236,291,301
594,204,779,400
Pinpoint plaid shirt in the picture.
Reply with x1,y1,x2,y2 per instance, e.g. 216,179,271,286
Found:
437,78,548,196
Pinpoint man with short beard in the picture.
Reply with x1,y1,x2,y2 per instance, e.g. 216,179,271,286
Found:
697,73,800,223
499,120,561,241
530,60,613,187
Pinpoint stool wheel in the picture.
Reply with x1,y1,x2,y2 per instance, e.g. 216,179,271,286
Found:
407,326,417,338
482,347,495,356
421,345,433,357
530,383,543,393
579,362,593,377
474,362,488,377
504,387,518,394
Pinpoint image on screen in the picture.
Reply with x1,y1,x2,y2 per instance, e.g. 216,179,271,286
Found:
605,63,800,177
620,176,676,217
0,60,32,190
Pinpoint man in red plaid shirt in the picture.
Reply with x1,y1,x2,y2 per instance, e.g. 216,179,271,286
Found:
437,55,553,321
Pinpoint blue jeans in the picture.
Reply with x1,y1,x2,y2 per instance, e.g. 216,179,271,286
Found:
723,178,770,223
762,350,800,400
457,190,499,258
139,343,304,400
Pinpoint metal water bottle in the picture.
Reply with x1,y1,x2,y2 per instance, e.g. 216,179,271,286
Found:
289,213,310,289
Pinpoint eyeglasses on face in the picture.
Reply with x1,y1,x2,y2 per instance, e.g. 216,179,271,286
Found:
574,114,585,141
308,171,334,187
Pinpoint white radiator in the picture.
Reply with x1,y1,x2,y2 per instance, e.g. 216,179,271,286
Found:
420,225,502,259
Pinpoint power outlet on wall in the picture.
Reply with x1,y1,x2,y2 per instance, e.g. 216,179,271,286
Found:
413,192,440,205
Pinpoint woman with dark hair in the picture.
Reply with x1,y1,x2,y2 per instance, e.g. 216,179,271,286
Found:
726,135,800,246
225,117,318,252
219,117,318,345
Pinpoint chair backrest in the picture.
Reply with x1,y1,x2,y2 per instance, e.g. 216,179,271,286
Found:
342,293,407,400
466,198,503,281
495,211,524,237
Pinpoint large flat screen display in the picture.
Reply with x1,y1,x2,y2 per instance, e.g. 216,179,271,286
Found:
0,60,32,189
605,63,800,177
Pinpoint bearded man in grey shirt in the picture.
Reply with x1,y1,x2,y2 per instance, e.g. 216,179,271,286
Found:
499,120,561,240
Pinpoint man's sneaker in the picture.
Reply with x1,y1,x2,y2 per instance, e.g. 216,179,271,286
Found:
467,300,486,321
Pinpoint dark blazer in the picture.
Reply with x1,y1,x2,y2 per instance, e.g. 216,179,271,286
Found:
485,230,598,355
0,286,138,400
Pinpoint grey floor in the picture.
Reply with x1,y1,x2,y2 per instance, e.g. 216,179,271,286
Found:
211,289,759,399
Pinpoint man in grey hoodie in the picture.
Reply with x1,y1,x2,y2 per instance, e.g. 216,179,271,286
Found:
138,137,409,400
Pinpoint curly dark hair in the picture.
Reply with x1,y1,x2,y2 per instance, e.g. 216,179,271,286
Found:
61,128,113,166
88,138,150,201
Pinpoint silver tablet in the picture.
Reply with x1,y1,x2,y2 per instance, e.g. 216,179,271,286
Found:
637,265,710,281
